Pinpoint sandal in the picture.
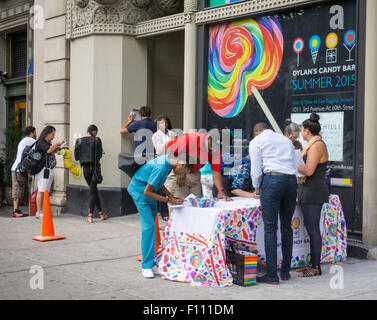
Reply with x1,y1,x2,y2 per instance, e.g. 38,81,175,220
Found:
99,213,109,221
86,214,93,223
295,263,312,273
298,265,322,278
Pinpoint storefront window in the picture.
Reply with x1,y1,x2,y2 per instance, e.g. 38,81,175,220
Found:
206,0,357,184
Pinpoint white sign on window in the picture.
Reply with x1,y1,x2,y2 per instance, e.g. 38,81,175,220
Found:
291,112,344,162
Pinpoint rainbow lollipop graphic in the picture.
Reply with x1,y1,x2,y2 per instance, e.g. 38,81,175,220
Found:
309,35,321,64
344,29,356,62
293,38,304,67
208,16,284,133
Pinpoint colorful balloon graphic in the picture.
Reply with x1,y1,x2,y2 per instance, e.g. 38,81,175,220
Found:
344,30,356,48
326,32,339,49
293,38,304,54
208,16,284,118
309,35,321,51
309,35,321,65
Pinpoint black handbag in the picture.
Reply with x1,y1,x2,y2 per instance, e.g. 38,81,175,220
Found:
118,153,154,178
92,137,103,184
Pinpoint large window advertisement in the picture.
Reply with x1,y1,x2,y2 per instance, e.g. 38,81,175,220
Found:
206,0,357,185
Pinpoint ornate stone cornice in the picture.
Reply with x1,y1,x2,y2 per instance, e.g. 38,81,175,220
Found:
67,0,316,39
195,0,312,24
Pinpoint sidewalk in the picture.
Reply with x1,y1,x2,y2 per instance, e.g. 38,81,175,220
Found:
0,207,376,300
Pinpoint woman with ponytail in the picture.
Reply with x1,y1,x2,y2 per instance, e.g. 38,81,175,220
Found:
297,113,329,277
74,125,108,223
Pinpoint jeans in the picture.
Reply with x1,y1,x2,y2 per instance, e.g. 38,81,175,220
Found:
260,175,298,278
301,203,323,268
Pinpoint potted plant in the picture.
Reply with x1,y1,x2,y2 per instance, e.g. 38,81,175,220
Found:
2,108,23,205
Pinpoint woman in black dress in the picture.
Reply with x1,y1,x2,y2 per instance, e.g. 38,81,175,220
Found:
298,113,329,277
75,125,108,223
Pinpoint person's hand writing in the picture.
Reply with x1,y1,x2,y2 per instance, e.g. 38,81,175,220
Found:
169,197,184,205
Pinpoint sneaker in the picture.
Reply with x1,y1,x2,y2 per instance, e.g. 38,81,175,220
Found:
36,211,43,220
12,211,24,218
142,269,155,279
152,265,160,275
12,209,28,218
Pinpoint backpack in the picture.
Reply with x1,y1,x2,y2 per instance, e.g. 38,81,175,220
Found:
17,141,44,175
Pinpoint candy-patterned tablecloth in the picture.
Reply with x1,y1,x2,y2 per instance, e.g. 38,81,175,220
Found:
157,195,347,287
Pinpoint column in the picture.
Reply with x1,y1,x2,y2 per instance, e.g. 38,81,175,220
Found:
33,0,70,214
183,0,198,132
363,0,377,245
70,34,148,189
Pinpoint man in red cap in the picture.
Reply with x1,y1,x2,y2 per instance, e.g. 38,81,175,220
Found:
164,132,231,201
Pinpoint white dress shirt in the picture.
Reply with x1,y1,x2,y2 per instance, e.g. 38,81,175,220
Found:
249,129,297,189
152,129,173,155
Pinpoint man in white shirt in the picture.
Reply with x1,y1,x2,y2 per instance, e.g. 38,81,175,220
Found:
11,126,37,217
249,123,298,285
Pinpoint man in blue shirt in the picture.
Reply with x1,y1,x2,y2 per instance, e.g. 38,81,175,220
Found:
127,154,190,279
120,106,157,155
249,123,298,285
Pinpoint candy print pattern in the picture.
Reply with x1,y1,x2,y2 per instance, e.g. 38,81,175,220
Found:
208,16,284,118
321,195,347,264
157,196,347,287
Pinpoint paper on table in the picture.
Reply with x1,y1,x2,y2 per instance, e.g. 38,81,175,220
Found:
167,194,195,208
295,150,305,178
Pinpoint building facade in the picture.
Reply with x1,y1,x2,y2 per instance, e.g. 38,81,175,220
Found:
1,0,376,246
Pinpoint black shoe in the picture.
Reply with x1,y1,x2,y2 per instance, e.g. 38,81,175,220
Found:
256,274,279,285
280,272,291,281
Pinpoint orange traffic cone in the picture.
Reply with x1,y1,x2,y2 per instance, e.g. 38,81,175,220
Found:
136,216,161,262
32,190,65,242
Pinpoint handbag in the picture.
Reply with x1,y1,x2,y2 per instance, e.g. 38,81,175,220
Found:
225,244,258,287
118,153,154,178
92,137,103,184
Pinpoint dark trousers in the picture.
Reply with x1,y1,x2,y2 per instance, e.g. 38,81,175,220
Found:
260,175,298,278
157,190,169,218
82,163,102,214
301,203,323,267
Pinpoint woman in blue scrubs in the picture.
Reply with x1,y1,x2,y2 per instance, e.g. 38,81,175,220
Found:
128,154,191,279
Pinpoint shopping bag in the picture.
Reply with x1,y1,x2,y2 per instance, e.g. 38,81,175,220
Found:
225,244,258,287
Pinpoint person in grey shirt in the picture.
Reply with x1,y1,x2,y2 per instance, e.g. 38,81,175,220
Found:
249,123,298,285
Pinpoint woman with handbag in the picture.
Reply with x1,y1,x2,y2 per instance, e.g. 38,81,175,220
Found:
297,113,329,277
74,125,108,223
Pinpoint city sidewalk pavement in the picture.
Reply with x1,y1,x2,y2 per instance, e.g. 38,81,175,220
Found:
0,207,376,300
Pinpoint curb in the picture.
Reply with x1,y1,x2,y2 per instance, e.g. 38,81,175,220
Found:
347,242,377,260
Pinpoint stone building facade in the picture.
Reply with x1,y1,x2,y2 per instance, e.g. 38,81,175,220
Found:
1,0,377,246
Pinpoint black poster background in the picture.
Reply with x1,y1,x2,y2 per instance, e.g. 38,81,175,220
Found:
206,0,357,180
